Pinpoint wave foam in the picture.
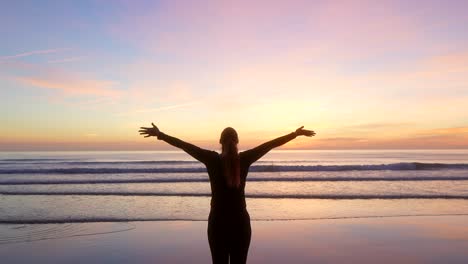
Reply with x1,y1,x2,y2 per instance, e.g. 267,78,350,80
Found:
1,176,468,185
1,191,468,199
1,213,468,224
1,162,467,174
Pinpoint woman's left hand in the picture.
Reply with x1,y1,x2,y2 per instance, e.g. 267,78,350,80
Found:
295,126,316,137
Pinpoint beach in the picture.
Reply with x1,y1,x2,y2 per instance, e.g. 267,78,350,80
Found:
1,150,468,263
1,215,468,263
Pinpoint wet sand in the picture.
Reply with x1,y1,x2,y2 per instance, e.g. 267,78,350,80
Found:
1,216,468,263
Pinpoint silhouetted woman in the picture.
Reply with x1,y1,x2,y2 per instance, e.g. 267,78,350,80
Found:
139,124,315,264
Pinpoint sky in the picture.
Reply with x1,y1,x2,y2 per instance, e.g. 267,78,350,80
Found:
1,0,468,150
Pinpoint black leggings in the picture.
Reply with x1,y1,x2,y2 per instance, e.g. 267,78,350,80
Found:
208,210,251,264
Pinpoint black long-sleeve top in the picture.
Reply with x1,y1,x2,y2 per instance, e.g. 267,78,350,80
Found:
157,132,297,213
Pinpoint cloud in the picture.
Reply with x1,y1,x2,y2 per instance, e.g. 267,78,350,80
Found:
47,56,85,64
319,137,367,142
391,50,468,88
0,48,70,61
308,126,468,149
342,122,415,131
3,60,122,98
107,0,468,119
17,76,120,97
391,127,468,149
310,0,421,55
117,101,202,116
108,0,431,64
414,127,468,138
132,101,201,113
126,78,197,104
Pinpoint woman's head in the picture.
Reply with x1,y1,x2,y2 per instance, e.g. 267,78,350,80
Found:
220,127,240,188
219,127,239,146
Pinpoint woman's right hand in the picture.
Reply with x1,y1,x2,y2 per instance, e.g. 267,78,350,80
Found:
139,123,161,138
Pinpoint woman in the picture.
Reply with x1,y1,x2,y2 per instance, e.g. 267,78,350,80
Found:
139,124,315,264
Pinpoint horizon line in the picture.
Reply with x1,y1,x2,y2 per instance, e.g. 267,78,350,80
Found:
2,148,468,152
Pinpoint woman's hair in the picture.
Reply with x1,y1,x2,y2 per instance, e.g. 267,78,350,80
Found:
219,127,240,188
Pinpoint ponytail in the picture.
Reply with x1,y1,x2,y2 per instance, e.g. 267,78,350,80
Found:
220,127,241,188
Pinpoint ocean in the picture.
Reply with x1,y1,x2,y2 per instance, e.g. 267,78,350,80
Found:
1,149,468,237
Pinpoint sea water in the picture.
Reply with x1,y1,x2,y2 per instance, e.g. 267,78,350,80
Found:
1,150,468,243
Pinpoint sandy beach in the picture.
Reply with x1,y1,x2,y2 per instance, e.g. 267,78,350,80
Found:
1,215,468,263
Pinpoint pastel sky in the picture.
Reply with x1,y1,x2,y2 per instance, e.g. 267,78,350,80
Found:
1,0,468,150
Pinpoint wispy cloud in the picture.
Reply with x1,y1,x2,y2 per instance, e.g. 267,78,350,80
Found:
109,0,427,63
134,101,202,113
47,56,85,64
302,126,468,149
117,101,201,116
17,76,120,97
415,127,468,137
4,58,121,98
319,137,367,142
342,122,414,130
0,48,70,61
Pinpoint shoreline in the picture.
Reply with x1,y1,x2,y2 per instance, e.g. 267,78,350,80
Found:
2,212,468,225
1,215,468,263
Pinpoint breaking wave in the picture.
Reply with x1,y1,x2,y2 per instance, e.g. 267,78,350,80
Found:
1,162,467,174
1,175,468,185
1,191,468,199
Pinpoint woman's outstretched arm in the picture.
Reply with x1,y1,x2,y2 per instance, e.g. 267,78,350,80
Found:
139,123,214,164
241,126,315,165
